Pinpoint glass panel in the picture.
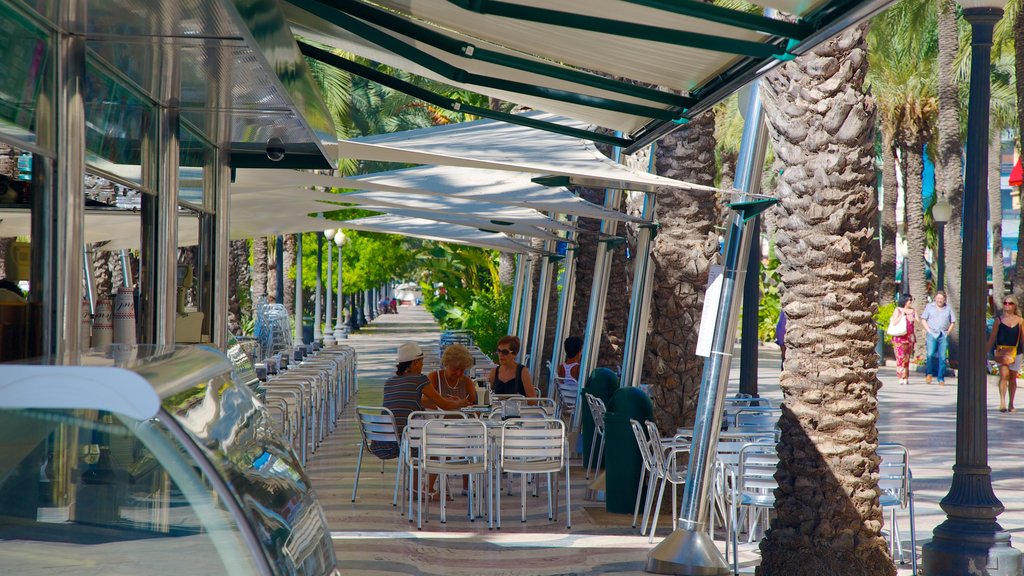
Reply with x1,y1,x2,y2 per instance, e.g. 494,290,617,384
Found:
0,6,49,148
0,408,261,576
179,124,209,207
164,372,337,576
83,62,153,187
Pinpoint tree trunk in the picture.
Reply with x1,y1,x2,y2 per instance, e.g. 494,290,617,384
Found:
937,0,963,366
267,236,279,304
253,237,269,315
756,24,893,576
989,130,1005,312
498,252,516,286
880,134,899,304
642,110,718,434
227,239,250,335
284,235,296,313
901,137,929,360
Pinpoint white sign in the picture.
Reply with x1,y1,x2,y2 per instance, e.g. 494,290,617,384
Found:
696,265,724,358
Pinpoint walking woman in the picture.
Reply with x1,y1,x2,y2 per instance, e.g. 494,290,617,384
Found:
987,295,1023,412
891,295,918,385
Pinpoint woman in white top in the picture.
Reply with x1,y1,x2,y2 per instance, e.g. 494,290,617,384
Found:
556,336,583,413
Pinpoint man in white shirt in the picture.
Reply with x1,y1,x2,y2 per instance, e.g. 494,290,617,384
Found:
921,291,956,385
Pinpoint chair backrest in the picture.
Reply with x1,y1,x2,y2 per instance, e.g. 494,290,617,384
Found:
404,410,467,457
733,407,782,429
877,442,911,507
630,419,657,473
505,397,557,417
737,443,779,497
586,393,608,432
489,406,548,421
422,419,488,471
356,406,399,450
500,418,565,472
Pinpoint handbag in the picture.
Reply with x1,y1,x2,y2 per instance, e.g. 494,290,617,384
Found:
886,312,907,337
994,321,1022,366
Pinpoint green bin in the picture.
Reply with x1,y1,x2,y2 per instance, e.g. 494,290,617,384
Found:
581,368,619,471
603,387,654,514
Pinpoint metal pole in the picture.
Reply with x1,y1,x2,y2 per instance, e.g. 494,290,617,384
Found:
573,188,623,431
739,215,762,396
528,242,557,383
314,235,323,343
923,7,1021,574
548,226,578,399
294,234,304,346
517,253,537,357
937,224,946,292
325,240,334,345
620,193,658,388
276,236,285,304
83,247,95,316
508,253,526,336
335,240,347,340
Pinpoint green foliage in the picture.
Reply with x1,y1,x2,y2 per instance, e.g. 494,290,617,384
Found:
418,244,507,349
876,302,897,346
758,254,782,342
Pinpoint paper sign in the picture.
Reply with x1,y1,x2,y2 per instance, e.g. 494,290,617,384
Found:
696,265,724,358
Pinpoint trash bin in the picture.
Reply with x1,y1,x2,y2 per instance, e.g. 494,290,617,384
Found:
302,317,314,345
581,368,620,472
604,387,654,514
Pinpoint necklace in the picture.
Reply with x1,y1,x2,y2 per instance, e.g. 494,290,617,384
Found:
440,370,462,399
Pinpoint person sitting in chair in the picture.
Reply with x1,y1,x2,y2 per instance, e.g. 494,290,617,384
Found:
488,335,537,397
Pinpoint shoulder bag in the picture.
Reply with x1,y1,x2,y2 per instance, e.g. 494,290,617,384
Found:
886,310,908,337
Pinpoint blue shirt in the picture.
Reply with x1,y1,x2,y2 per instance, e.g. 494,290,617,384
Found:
921,302,955,337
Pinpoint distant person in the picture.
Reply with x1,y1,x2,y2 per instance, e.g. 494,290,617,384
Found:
921,291,955,385
775,311,787,364
891,295,918,386
987,296,1022,412
556,336,583,385
489,335,537,397
390,297,398,314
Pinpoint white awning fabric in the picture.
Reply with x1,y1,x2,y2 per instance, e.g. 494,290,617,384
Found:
334,215,535,253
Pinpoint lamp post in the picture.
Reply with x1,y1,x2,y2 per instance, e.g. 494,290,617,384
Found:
314,234,323,344
334,231,348,340
922,2,1021,574
932,197,952,292
323,229,335,346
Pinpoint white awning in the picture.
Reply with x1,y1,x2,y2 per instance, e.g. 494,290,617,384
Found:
335,112,727,194
335,215,535,253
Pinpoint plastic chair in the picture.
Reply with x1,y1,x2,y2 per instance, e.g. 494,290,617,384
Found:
352,406,402,504
584,393,608,480
878,442,917,575
421,419,490,529
497,418,570,529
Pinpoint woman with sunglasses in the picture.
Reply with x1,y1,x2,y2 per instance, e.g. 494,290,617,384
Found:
891,295,918,386
489,335,537,397
987,295,1023,412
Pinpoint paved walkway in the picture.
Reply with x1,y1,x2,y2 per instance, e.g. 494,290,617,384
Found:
305,306,1024,575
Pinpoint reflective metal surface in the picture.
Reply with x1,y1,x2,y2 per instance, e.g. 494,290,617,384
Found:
527,240,555,381
620,193,657,388
547,224,577,400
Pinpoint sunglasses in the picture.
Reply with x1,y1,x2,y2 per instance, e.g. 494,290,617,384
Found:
1005,301,1016,305
497,349,513,355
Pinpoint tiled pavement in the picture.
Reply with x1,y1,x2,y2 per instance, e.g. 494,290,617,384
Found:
304,306,1024,575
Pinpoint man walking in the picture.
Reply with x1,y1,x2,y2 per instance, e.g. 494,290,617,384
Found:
921,291,956,385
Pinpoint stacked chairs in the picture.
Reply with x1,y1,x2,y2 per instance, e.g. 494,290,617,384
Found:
352,407,402,504
552,376,580,423
878,443,917,574
253,300,293,360
726,443,779,574
497,418,571,529
584,393,608,480
641,420,689,543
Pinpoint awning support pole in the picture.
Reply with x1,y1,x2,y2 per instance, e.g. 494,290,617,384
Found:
294,233,304,346
314,235,323,343
547,222,578,399
516,253,537,357
620,193,658,388
572,187,623,431
507,253,526,336
528,240,557,383
646,81,773,575
325,239,335,345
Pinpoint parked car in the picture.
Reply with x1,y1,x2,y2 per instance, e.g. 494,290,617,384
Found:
0,345,339,576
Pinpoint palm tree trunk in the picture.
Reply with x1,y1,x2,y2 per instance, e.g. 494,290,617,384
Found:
227,239,249,335
937,0,963,366
253,237,268,315
498,252,516,286
989,130,1005,312
642,110,718,434
880,133,899,304
283,235,296,313
901,137,929,360
267,236,278,303
1014,9,1024,306
756,24,894,575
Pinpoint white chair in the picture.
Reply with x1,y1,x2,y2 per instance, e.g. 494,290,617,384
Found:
401,410,466,520
552,376,580,421
504,397,558,417
352,406,402,505
732,407,782,431
728,443,779,575
644,420,688,543
584,393,608,480
421,419,490,529
878,442,917,574
497,418,570,529
630,419,660,535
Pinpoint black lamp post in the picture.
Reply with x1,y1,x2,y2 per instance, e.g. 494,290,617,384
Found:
922,2,1021,574
932,197,952,292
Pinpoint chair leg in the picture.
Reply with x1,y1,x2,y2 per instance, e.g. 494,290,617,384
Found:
586,429,599,479
521,473,528,522
565,462,572,529
547,472,554,520
594,433,606,477
351,443,365,502
632,468,646,528
440,473,448,524
468,473,475,522
648,475,668,544
640,470,659,536
671,481,678,531
392,454,403,507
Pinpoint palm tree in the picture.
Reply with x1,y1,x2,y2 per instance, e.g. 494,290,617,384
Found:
756,24,894,575
253,237,268,314
642,110,719,434
986,59,1016,310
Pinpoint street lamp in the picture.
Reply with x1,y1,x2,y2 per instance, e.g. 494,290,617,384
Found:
335,230,358,333
323,229,335,346
922,1,1021,574
932,197,952,292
